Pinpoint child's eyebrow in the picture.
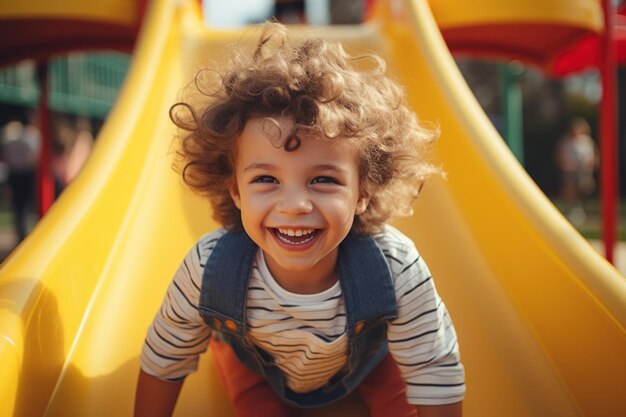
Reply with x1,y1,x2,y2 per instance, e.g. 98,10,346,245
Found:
243,162,275,172
243,163,348,175
313,164,349,176
243,162,348,176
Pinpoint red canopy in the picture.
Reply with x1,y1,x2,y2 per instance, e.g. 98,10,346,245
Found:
0,0,149,67
549,7,626,75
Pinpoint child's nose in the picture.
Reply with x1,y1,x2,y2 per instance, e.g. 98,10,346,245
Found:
276,187,313,214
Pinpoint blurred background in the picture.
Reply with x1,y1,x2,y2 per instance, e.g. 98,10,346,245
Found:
1,0,624,265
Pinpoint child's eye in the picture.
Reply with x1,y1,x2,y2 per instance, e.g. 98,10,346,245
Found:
311,176,339,185
252,175,278,184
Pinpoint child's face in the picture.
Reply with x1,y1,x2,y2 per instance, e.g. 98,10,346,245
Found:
230,116,368,293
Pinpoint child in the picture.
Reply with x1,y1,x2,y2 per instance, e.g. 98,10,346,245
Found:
135,23,465,417
555,117,598,226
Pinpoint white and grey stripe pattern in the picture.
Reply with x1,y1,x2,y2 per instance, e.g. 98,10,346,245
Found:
141,226,465,405
381,227,465,405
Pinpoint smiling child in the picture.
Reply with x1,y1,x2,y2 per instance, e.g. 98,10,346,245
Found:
135,22,465,417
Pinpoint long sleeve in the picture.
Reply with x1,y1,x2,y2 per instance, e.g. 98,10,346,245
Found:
380,227,466,405
140,231,225,381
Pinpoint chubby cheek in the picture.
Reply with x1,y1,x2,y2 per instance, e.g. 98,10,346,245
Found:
323,196,360,225
241,192,269,212
239,211,264,243
239,194,271,229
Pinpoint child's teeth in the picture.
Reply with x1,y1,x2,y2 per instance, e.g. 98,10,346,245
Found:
275,228,316,245
278,228,314,236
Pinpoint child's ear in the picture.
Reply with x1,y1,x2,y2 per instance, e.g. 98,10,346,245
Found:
355,195,369,215
230,182,242,209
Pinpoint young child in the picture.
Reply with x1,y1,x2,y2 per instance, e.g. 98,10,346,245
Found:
135,23,465,417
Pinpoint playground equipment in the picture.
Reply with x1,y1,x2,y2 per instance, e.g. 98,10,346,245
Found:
1,0,625,416
430,0,621,263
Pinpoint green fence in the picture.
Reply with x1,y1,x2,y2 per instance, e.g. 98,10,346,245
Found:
0,52,130,119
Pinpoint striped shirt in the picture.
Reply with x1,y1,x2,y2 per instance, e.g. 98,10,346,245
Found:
141,225,465,405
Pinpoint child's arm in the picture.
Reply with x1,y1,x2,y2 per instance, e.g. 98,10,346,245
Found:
417,401,463,417
382,231,465,410
136,234,219,416
134,370,183,417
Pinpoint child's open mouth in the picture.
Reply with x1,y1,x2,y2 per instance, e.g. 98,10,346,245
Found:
273,228,318,245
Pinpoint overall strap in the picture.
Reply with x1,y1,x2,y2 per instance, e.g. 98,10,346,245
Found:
199,231,257,337
338,233,398,338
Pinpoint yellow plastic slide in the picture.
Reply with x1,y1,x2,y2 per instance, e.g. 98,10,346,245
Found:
1,0,625,416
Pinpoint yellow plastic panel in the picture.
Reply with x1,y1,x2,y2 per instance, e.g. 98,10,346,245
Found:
428,0,602,32
0,0,624,416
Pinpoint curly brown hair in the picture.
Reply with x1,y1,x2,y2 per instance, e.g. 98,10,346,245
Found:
170,22,441,235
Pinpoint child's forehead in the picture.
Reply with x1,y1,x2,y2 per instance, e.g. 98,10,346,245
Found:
241,116,357,152
236,116,361,164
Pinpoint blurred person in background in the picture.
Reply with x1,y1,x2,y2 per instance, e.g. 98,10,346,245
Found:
274,0,306,23
64,117,94,184
1,120,39,244
329,0,365,24
52,116,95,196
555,117,599,226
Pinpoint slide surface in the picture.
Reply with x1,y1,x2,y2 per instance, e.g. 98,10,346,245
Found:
1,0,625,416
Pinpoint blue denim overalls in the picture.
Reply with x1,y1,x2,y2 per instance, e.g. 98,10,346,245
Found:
198,230,398,408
